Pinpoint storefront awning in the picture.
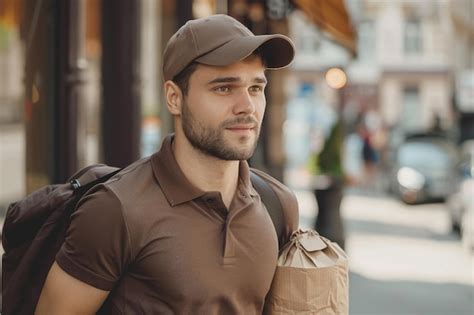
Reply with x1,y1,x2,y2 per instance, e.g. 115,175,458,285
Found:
292,0,357,55
0,0,22,29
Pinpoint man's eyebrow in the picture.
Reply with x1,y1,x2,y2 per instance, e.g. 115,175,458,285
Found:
207,77,240,85
207,76,268,85
254,77,267,84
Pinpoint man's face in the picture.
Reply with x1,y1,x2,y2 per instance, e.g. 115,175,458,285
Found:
180,55,267,161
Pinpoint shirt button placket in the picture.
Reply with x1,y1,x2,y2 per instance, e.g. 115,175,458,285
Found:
223,219,235,260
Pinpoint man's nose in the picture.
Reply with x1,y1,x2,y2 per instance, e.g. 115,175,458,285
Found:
233,90,256,115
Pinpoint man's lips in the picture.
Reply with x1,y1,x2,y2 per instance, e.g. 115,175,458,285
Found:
225,125,257,136
226,125,256,131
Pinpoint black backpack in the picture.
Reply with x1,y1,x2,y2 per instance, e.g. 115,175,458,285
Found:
1,164,283,315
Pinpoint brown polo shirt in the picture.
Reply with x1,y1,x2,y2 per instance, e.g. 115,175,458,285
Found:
56,134,299,314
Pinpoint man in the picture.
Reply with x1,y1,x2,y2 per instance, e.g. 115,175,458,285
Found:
36,14,299,314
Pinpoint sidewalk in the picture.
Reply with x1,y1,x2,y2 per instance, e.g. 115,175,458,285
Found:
341,192,473,314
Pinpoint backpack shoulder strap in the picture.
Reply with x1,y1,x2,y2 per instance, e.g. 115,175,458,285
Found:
250,170,284,249
69,164,121,192
72,167,121,194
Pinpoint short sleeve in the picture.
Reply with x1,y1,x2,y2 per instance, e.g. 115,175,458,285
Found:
56,185,132,291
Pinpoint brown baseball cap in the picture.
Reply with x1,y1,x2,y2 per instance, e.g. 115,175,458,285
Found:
163,14,295,81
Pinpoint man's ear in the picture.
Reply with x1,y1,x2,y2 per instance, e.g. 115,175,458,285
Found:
164,80,183,115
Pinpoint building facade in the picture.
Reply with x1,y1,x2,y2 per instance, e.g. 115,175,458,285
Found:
349,0,473,138
284,0,472,186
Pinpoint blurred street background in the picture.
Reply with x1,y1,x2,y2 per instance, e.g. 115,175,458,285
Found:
0,0,473,314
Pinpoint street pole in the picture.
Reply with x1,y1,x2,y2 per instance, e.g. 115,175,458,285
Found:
101,0,141,167
56,0,86,182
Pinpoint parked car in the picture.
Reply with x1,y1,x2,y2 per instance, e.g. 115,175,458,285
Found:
446,140,474,246
390,136,458,204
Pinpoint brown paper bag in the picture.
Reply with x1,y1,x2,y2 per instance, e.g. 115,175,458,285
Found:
264,229,349,315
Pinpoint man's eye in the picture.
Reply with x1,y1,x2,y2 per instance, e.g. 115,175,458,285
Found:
214,86,230,93
249,86,264,93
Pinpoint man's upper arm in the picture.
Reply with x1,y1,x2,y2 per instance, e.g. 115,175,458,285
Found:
36,185,132,313
35,262,109,315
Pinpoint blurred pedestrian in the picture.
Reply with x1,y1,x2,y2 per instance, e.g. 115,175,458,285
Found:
358,110,382,190
35,14,299,314
311,118,346,249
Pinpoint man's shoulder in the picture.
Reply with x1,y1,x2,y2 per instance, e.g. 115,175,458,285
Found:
250,168,298,213
105,156,157,194
250,168,300,237
250,168,294,197
73,154,166,233
80,155,161,212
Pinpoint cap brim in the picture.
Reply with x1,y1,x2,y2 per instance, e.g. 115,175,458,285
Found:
195,34,295,69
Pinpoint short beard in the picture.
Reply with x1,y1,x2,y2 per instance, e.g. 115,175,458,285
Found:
181,100,260,161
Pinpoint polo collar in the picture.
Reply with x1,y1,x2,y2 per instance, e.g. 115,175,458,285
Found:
151,135,205,206
238,161,259,198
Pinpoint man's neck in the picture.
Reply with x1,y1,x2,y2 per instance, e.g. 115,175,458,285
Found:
172,135,240,208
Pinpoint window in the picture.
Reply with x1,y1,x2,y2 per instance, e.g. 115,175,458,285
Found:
299,34,319,53
404,19,422,55
357,20,375,62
